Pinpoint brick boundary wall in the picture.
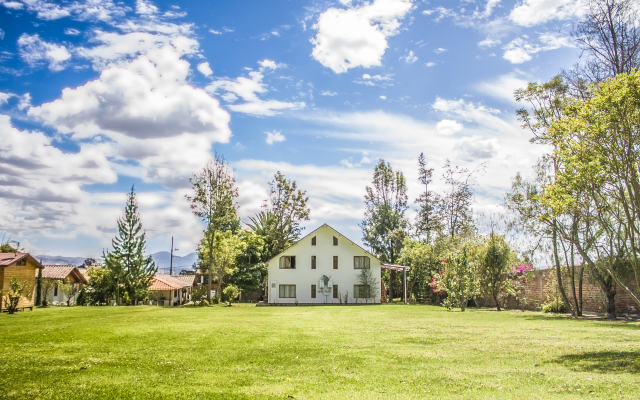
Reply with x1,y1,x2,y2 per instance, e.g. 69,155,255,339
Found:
492,268,639,316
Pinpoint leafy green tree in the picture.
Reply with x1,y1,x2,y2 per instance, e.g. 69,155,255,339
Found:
265,172,310,256
197,231,244,302
478,233,512,311
542,70,640,309
86,267,115,305
511,77,587,317
355,267,379,304
103,186,156,305
398,238,440,302
228,230,266,297
433,247,478,311
247,210,291,263
223,284,240,303
59,279,83,306
187,154,239,301
439,159,483,239
361,159,409,264
2,277,31,314
40,278,56,307
415,153,440,242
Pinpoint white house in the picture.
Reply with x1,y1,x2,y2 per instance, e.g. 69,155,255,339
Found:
266,224,382,305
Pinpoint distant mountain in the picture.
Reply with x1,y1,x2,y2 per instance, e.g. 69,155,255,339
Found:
151,251,198,274
36,255,97,266
35,251,198,274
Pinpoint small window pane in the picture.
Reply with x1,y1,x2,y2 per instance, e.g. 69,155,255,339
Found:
333,256,338,269
333,236,338,246
311,256,316,269
279,256,296,269
311,285,316,298
333,285,338,298
311,236,316,245
354,256,370,269
279,285,296,298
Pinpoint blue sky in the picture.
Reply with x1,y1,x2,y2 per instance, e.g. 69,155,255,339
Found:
0,0,585,257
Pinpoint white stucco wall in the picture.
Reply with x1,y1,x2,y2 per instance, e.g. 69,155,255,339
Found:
266,224,381,304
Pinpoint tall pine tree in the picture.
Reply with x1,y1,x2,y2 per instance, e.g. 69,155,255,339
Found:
104,186,156,305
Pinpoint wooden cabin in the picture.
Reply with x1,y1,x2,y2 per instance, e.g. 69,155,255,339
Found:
41,265,89,305
0,253,43,311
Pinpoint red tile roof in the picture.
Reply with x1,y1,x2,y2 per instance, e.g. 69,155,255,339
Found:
149,274,192,291
41,265,89,284
0,252,42,267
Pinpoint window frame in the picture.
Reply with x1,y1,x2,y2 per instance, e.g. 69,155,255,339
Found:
354,284,371,299
333,255,338,269
311,284,316,298
279,284,296,298
353,256,371,269
333,236,338,246
311,236,316,245
279,256,296,269
311,255,316,269
333,285,339,299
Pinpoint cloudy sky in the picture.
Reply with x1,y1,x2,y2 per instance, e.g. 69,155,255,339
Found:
0,0,584,257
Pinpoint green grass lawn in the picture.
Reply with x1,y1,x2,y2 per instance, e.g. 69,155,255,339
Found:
0,305,638,399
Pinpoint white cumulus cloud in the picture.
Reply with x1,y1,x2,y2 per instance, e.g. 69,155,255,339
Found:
502,33,573,64
400,50,417,63
436,119,464,135
311,0,414,73
510,0,583,27
265,131,286,145
197,61,213,76
17,33,71,71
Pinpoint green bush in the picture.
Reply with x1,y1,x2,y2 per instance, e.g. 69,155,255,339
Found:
542,298,566,313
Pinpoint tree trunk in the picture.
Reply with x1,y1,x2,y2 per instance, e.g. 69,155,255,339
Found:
552,224,575,316
605,287,616,319
493,290,501,311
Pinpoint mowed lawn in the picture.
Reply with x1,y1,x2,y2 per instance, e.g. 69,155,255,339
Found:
0,305,639,399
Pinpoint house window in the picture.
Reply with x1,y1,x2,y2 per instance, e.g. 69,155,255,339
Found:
354,256,370,269
333,285,339,299
333,236,338,246
17,258,26,266
333,256,338,269
311,256,316,269
279,256,296,269
279,285,296,298
311,236,316,245
311,285,316,298
354,285,370,298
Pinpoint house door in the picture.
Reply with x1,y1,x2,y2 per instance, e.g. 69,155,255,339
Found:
270,281,277,303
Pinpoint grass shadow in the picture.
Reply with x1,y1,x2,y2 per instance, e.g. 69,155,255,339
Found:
521,314,640,330
550,351,640,374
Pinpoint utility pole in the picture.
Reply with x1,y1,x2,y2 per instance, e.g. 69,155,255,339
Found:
170,236,174,276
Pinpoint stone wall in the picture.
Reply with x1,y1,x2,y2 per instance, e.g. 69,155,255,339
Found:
500,268,639,316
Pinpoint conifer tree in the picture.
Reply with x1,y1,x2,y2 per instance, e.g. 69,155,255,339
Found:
103,186,156,305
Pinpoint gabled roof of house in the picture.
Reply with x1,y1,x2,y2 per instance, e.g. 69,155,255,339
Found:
267,223,381,266
149,274,192,291
41,265,90,284
0,252,43,268
173,275,195,286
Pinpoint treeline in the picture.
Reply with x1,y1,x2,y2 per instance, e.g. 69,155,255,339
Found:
382,0,640,317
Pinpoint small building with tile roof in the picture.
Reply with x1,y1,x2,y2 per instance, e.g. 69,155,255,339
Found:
148,274,194,306
40,265,89,305
0,252,42,311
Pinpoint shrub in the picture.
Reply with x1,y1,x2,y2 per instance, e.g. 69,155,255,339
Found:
542,298,566,313
223,284,240,302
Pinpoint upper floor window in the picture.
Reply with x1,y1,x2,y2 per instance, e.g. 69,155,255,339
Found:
333,256,338,269
354,256,370,269
279,256,296,269
311,256,316,269
311,236,316,245
333,236,338,246
17,258,26,266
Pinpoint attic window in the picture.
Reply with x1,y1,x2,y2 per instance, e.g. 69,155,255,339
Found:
279,256,296,269
333,236,338,246
311,236,316,246
17,258,26,266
